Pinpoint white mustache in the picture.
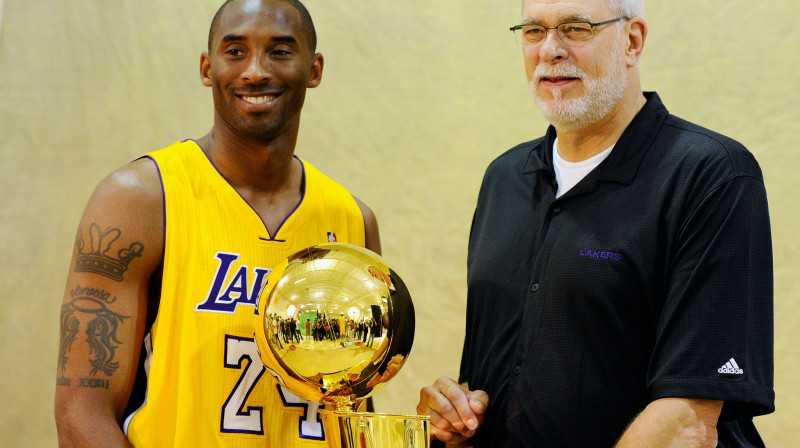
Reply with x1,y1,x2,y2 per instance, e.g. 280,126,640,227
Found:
534,64,585,81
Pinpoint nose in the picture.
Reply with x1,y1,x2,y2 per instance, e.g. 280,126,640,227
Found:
538,29,569,63
241,53,271,83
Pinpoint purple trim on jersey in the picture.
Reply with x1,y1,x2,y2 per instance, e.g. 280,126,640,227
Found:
186,139,306,241
122,333,153,436
141,155,167,252
120,157,164,435
272,156,306,239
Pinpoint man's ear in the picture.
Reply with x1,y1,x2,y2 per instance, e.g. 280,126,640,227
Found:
200,52,212,87
625,17,647,67
307,53,324,88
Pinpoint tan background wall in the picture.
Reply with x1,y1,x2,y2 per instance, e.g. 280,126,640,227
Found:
1,0,797,445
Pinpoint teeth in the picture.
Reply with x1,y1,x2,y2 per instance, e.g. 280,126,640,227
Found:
242,95,275,105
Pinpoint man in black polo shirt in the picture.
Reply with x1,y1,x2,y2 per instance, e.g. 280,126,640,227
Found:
417,0,774,446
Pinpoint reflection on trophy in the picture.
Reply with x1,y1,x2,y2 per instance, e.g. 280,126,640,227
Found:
253,243,430,448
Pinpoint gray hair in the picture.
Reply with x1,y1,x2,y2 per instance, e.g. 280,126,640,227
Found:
519,0,644,18
608,0,644,19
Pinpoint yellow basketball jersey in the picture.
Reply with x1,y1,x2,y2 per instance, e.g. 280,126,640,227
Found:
123,140,366,447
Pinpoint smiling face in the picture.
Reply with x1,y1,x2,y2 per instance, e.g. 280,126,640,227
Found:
201,0,322,142
522,0,629,132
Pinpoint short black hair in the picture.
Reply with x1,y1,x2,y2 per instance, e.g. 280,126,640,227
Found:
207,0,317,54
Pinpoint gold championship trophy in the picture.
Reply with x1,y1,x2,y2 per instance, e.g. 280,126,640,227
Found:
254,243,430,448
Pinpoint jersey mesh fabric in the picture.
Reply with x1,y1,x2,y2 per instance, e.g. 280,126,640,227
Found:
123,140,366,447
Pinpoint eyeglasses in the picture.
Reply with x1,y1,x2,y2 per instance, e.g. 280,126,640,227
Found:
510,17,628,47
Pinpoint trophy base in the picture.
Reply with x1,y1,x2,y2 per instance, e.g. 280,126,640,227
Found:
320,410,430,448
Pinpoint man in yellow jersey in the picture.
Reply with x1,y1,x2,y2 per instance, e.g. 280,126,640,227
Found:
54,1,380,446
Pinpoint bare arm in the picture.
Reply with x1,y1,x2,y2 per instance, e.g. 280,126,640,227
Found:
417,377,489,447
54,158,164,448
615,398,723,448
354,196,381,255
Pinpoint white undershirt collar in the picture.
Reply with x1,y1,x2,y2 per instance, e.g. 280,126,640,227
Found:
552,137,614,198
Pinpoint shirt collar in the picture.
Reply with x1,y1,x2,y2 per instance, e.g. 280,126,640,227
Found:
523,92,669,186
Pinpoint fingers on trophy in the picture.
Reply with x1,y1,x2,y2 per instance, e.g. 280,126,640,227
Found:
253,243,430,448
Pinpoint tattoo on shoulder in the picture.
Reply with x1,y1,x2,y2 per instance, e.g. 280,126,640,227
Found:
58,285,131,382
74,223,144,282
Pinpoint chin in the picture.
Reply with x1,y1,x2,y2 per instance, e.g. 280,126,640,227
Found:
530,76,626,133
533,94,585,126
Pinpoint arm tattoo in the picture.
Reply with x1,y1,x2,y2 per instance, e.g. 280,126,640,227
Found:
74,223,144,282
58,285,131,380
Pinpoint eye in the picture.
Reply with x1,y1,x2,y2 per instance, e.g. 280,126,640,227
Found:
270,44,295,58
225,48,245,57
560,23,593,40
523,25,545,37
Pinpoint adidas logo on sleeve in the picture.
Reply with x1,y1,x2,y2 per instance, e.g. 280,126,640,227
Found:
717,358,744,375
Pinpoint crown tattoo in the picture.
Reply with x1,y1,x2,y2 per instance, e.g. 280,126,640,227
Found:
75,223,144,281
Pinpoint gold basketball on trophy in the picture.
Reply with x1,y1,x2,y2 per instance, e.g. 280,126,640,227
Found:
253,243,429,448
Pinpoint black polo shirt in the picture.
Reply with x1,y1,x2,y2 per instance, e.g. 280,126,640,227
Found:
459,93,774,447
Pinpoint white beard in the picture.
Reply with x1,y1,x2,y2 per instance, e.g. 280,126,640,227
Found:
531,43,627,132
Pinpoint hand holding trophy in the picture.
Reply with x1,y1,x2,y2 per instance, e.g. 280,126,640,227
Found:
253,243,430,448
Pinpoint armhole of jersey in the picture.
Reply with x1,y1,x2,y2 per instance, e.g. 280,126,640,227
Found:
122,155,165,435
138,154,167,253
122,332,153,435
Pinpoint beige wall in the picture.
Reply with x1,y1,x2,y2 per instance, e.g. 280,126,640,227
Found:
1,0,797,445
